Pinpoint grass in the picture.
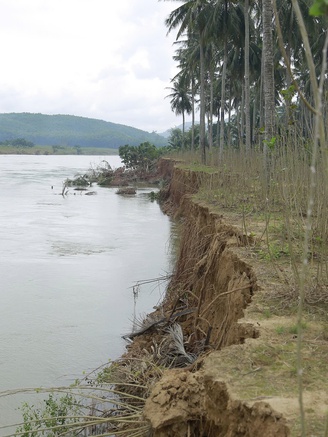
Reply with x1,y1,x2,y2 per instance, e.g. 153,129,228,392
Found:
173,143,328,298
176,162,219,174
169,141,328,435
204,308,328,434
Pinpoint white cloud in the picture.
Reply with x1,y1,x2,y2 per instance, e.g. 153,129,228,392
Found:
0,0,185,132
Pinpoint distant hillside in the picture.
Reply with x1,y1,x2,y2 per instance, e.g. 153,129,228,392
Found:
0,113,167,148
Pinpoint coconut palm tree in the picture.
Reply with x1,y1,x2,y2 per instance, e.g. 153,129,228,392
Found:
166,74,192,148
164,0,214,164
206,0,245,154
173,35,200,151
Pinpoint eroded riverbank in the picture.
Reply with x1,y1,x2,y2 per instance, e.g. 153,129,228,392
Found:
115,158,328,436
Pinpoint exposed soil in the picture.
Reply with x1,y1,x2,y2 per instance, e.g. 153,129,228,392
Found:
119,158,328,436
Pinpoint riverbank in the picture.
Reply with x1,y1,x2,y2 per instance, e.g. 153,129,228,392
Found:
0,145,118,155
111,158,328,436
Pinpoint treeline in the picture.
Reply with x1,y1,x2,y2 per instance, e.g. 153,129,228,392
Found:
0,113,167,149
164,0,328,162
0,138,35,147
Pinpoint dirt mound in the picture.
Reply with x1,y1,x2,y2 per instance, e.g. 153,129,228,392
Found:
144,368,289,437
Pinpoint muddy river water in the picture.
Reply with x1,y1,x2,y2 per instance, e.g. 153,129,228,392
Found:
0,154,174,433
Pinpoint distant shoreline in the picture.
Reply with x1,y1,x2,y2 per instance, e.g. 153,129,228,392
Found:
0,145,119,156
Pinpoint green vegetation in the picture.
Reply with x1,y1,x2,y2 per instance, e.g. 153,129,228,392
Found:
275,322,308,335
11,382,151,437
16,394,82,437
0,138,34,148
0,113,167,150
166,125,200,151
118,142,167,171
164,0,327,167
62,141,167,189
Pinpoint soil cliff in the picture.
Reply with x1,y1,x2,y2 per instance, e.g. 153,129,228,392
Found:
122,158,328,436
138,158,289,436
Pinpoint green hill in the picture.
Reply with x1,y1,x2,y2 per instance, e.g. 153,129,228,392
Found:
0,113,167,149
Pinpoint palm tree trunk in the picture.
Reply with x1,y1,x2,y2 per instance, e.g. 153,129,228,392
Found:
216,108,220,147
241,83,245,144
237,102,241,144
262,0,275,174
252,97,256,144
219,39,227,157
199,30,207,164
245,0,251,152
228,93,232,146
191,84,195,151
182,111,185,149
209,69,214,150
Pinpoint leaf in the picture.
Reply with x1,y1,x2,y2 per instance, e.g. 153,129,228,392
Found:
309,0,328,16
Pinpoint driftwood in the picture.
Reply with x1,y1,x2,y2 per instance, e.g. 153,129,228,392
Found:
116,187,136,195
122,307,196,340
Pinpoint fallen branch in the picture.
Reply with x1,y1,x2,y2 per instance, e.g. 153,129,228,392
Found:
122,308,196,340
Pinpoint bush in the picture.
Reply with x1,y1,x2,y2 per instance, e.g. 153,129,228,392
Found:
119,142,165,171
16,393,82,437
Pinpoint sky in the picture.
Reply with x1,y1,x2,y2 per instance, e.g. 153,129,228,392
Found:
0,0,184,133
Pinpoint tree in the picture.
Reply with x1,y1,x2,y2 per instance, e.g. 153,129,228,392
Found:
168,127,184,150
118,142,162,171
166,74,192,148
73,145,82,155
165,0,214,164
172,34,200,151
118,144,139,169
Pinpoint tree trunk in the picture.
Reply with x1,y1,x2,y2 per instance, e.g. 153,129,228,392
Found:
219,39,227,158
182,111,185,149
199,30,207,164
228,92,232,146
209,69,214,150
191,77,196,151
262,0,275,174
245,0,251,152
241,83,245,144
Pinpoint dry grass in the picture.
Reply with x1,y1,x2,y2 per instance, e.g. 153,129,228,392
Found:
166,142,328,436
170,141,328,303
204,308,328,436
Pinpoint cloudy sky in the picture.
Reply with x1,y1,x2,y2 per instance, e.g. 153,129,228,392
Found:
0,0,184,133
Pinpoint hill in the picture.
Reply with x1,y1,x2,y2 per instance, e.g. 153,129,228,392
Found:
0,113,167,149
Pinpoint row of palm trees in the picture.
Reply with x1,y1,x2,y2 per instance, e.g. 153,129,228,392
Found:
164,0,327,164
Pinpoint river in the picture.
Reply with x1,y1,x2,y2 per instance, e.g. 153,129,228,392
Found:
0,154,174,433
